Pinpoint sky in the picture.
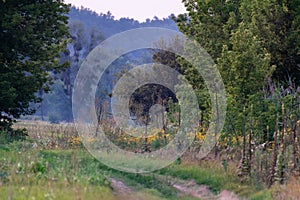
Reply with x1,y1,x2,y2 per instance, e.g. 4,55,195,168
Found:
64,0,186,22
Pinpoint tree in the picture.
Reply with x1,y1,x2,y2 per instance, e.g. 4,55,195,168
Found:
173,0,242,132
174,0,300,183
0,0,70,129
175,0,241,61
47,21,105,122
239,0,300,84
219,24,272,102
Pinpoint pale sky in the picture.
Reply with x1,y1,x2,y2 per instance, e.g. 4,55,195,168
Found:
64,0,186,22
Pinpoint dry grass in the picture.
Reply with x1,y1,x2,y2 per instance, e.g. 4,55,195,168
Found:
273,176,300,200
13,120,79,149
10,120,300,200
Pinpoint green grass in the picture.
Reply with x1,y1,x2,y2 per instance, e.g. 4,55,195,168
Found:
158,162,273,199
0,185,114,200
0,143,116,200
250,190,273,200
0,142,201,200
37,150,178,198
0,138,274,200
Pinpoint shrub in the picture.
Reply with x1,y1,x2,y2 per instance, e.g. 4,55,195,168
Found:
0,128,28,144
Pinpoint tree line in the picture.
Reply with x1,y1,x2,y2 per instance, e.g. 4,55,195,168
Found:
160,0,300,186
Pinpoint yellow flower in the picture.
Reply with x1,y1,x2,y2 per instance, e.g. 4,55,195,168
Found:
195,132,206,141
232,137,237,144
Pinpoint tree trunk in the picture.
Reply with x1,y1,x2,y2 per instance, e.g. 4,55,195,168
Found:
268,113,279,187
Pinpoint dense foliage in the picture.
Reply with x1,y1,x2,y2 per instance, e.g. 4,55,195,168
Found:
149,0,300,187
0,0,70,129
171,0,300,186
0,0,299,191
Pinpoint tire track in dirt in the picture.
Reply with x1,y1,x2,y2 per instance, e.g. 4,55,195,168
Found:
108,178,141,200
108,176,240,200
108,177,164,200
172,179,240,200
155,174,241,200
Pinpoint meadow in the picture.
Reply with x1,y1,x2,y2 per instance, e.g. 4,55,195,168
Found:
0,120,285,200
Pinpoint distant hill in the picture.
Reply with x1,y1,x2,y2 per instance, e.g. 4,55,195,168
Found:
69,6,178,37
33,6,180,122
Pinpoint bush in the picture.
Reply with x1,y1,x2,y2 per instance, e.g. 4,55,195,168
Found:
31,161,47,174
0,128,28,144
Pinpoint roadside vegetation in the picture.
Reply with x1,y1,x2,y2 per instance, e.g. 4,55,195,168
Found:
0,121,292,199
0,0,299,199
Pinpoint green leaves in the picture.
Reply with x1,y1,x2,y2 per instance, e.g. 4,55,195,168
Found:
219,24,272,100
175,0,299,149
177,0,241,61
0,0,70,128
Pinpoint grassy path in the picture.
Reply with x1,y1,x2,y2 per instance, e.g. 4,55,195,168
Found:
0,143,272,200
0,147,199,200
108,177,166,200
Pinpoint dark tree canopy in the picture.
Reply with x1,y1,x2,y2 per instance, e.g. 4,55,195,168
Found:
176,0,300,85
0,0,70,127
